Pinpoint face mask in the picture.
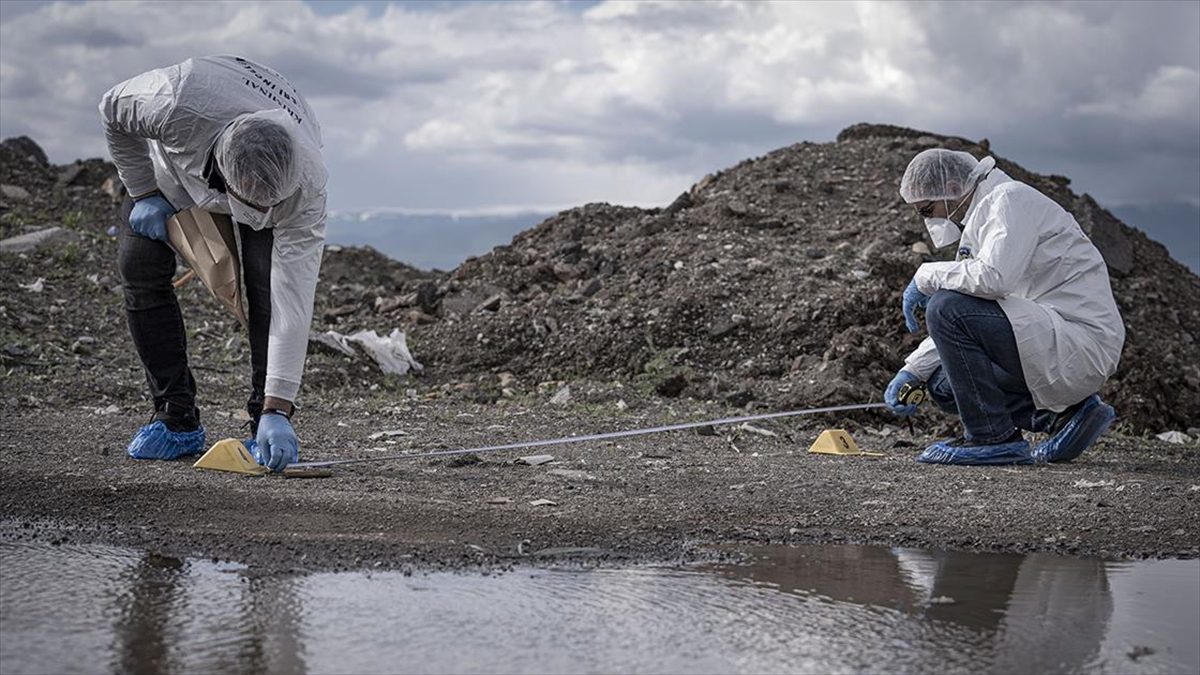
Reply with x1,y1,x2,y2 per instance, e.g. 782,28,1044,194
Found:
228,194,270,229
924,217,962,248
923,188,976,248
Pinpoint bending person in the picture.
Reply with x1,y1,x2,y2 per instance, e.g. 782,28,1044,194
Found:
884,149,1124,465
100,56,327,472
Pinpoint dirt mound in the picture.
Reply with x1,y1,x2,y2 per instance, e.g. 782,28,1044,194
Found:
2,128,1197,434
328,124,1199,432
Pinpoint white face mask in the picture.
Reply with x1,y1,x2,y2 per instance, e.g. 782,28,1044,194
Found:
924,217,962,248
922,188,977,248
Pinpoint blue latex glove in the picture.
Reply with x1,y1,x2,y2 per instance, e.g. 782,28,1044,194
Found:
884,369,922,417
129,194,174,241
902,279,930,333
255,413,299,472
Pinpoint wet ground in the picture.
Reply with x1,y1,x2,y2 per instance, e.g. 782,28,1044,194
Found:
0,394,1197,576
1,537,1196,674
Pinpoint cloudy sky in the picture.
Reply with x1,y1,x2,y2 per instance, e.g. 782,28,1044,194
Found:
1,0,1198,225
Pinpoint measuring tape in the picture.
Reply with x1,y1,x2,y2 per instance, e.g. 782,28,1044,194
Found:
290,402,890,469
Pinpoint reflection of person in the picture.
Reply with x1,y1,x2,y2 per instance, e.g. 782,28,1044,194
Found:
884,149,1125,465
116,552,185,674
99,56,328,472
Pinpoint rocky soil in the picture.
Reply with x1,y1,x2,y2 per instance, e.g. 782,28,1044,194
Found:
1,126,1198,571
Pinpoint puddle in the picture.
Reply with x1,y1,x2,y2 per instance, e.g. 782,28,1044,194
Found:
0,538,1196,674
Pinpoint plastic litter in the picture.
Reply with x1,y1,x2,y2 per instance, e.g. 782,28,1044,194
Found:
128,420,207,460
1156,431,1192,444
310,328,423,376
1032,394,1115,463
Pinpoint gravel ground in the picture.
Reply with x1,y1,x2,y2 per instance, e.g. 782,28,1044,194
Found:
2,390,1197,573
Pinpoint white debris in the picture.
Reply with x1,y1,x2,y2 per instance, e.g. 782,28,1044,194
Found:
529,499,558,507
549,385,572,405
1156,431,1192,444
310,328,424,376
516,454,554,466
738,423,777,437
93,404,120,415
615,399,628,411
1072,479,1116,488
368,429,409,440
19,277,45,293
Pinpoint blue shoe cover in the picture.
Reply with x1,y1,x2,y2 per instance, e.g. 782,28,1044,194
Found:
1033,395,1115,464
917,437,1033,465
127,420,207,460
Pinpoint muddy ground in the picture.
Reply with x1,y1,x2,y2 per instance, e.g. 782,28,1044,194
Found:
2,127,1199,572
2,388,1197,573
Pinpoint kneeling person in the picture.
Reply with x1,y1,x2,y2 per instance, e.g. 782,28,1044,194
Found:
885,149,1124,465
100,56,327,471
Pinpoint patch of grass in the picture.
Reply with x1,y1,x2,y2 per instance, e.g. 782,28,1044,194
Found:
56,241,81,265
62,210,85,229
633,346,693,397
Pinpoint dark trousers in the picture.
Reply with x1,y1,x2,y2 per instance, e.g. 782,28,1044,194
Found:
924,290,1058,443
117,198,273,425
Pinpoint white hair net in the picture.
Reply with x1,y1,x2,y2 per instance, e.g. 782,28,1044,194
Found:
899,149,996,204
214,109,303,208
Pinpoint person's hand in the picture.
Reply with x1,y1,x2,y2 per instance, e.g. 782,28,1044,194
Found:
255,413,298,472
129,194,174,241
885,369,923,417
902,279,930,333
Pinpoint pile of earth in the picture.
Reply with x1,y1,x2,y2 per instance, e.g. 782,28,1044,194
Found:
1,125,1197,435
318,124,1200,434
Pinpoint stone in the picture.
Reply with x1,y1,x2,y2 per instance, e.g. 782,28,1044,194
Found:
911,241,931,255
0,184,31,202
0,227,78,253
56,163,84,186
101,177,125,202
549,385,572,405
475,294,502,312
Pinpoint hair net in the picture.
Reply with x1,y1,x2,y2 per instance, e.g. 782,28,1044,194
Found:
899,149,996,204
214,110,301,208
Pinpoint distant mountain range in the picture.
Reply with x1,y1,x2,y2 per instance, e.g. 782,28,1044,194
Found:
325,202,1199,275
325,207,560,272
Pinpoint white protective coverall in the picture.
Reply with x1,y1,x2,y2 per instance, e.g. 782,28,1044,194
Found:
100,55,327,402
903,169,1125,412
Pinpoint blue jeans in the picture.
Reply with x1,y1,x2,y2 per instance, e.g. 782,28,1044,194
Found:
925,290,1058,443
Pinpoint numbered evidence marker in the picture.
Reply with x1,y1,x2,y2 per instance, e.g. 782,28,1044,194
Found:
807,429,885,457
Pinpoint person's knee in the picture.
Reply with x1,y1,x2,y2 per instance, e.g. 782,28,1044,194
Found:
925,289,965,335
927,367,959,413
118,238,177,310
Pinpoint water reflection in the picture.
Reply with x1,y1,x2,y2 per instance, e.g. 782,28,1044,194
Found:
115,552,186,675
718,546,1114,672
1,536,1195,675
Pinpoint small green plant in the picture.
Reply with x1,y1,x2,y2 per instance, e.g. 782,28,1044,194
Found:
57,241,81,265
63,210,85,228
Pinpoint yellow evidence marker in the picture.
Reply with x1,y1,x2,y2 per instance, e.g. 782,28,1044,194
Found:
193,439,269,475
193,439,334,478
807,429,885,457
